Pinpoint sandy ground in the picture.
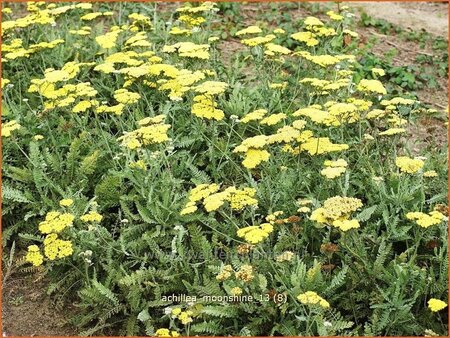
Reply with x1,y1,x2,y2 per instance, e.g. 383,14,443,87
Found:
345,1,448,37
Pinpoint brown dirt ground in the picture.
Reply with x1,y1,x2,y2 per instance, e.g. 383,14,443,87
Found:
2,2,448,336
346,1,448,37
348,1,448,110
346,2,448,150
2,263,77,336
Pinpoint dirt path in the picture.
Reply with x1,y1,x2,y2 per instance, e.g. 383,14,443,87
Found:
2,271,77,336
346,1,448,37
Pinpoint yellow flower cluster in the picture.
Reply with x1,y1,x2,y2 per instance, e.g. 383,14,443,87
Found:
216,264,234,281
233,135,271,169
157,69,205,101
2,120,21,138
3,38,64,61
300,77,351,95
2,78,11,89
118,115,171,150
230,287,243,296
175,1,216,30
25,245,44,266
180,14,206,27
81,11,113,21
381,97,416,106
237,223,274,244
240,109,267,123
300,136,349,156
236,25,262,36
275,251,295,262
320,159,348,179
80,211,103,223
114,89,141,104
194,81,228,95
59,198,74,207
291,31,319,46
326,10,344,21
264,43,291,57
171,308,194,325
163,42,210,60
372,68,385,76
406,211,445,228
43,234,73,260
423,170,438,178
190,81,228,120
240,34,276,47
311,196,363,231
356,79,387,95
181,185,258,214
428,299,447,312
297,291,330,308
267,125,302,144
155,329,180,337
38,211,75,234
2,3,92,36
191,94,224,120
96,26,123,49
395,156,424,174
294,102,360,127
28,62,97,111
296,51,347,67
228,188,258,210
379,128,406,136
235,264,254,282
260,113,286,126
291,16,336,47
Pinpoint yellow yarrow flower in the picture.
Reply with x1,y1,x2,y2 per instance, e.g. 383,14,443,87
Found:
25,245,44,266
237,223,273,244
357,79,387,95
428,299,447,312
118,115,171,149
275,251,295,262
379,128,406,136
59,199,74,207
80,211,103,223
423,170,438,178
38,211,75,234
241,109,267,123
241,148,270,169
43,234,73,260
230,287,243,296
321,166,346,179
240,34,276,47
236,25,262,36
291,31,319,46
260,113,286,126
395,156,424,174
2,120,21,138
406,211,445,228
216,264,233,281
297,291,330,308
332,219,360,231
235,264,254,282
163,42,210,59
371,68,385,76
191,94,224,121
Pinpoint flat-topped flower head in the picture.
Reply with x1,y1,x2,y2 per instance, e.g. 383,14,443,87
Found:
395,156,424,174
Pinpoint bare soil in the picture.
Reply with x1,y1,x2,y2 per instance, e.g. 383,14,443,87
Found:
346,1,448,37
2,268,77,336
